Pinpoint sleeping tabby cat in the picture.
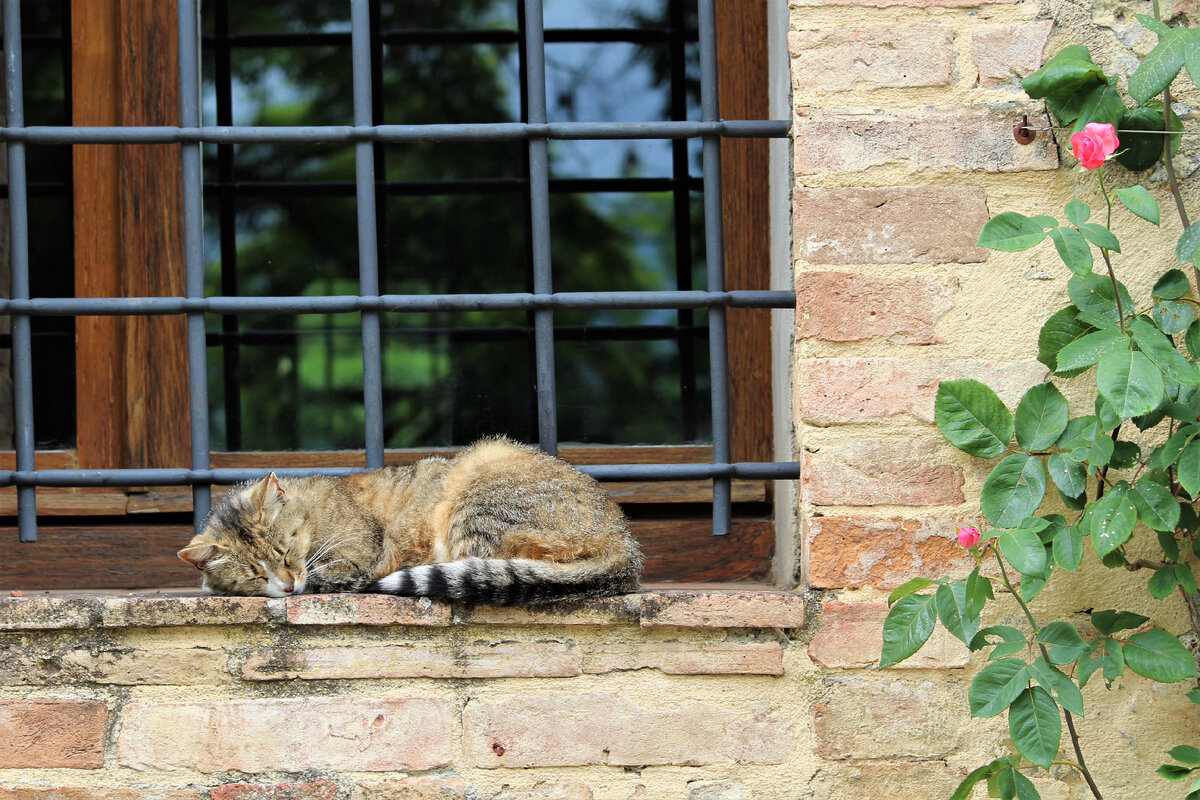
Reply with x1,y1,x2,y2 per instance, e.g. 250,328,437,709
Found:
177,437,642,605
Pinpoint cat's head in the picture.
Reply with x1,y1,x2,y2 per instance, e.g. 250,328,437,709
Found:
178,473,310,597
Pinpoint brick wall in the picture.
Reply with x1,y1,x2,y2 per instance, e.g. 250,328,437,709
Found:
792,0,1200,796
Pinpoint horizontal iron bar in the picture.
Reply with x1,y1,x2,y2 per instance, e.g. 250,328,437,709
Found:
202,176,704,198
4,120,789,144
0,290,796,316
202,27,699,48
0,461,800,487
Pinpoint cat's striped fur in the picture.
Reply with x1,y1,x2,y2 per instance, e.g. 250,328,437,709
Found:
178,437,642,605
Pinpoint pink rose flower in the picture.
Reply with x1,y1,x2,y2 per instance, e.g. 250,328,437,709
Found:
1069,122,1120,169
957,526,982,548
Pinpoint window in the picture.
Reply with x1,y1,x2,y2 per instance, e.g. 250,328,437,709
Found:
0,0,794,590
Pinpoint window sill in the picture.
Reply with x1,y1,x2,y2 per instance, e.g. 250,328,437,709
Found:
0,584,806,631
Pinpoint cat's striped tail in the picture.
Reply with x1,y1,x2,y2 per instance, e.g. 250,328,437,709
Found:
369,554,641,605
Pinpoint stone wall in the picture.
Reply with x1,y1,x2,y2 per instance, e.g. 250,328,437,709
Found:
792,0,1200,797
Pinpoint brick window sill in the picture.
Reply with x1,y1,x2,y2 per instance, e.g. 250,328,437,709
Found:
0,583,807,631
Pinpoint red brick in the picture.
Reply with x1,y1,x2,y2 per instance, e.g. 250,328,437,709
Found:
453,594,640,625
788,26,952,91
463,692,794,767
99,595,277,627
0,700,107,769
803,440,964,507
0,791,203,800
793,187,989,265
639,589,805,628
582,642,783,675
116,697,450,772
0,596,95,630
793,107,1058,175
808,600,968,668
806,516,977,589
971,22,1054,86
285,594,450,626
352,777,470,800
242,642,580,680
795,272,956,344
210,784,337,800
813,677,969,759
794,358,1047,426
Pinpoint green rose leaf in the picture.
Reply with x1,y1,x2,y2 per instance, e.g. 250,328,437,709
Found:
981,454,1047,528
1186,319,1200,359
948,759,1013,800
1052,523,1085,572
1178,440,1200,497
1078,638,1124,688
999,526,1049,578
1092,609,1150,635
1022,45,1106,104
1178,221,1200,265
965,566,993,617
1068,273,1133,330
969,657,1031,718
1071,84,1125,132
1177,563,1198,595
1116,185,1161,225
1015,383,1069,451
1054,328,1127,375
1079,222,1121,253
1129,27,1191,104
887,576,938,606
1171,745,1200,765
1090,485,1137,557
1154,300,1196,335
1149,565,1180,599
1117,102,1184,171
969,625,1027,660
1153,268,1192,299
1131,478,1182,532
977,212,1050,251
1047,453,1087,499
1038,307,1096,375
1036,620,1090,665
1097,346,1165,419
1065,198,1090,226
1047,227,1093,277
1124,628,1200,682
1158,764,1196,780
1029,656,1085,716
935,380,1014,459
880,593,937,669
1131,317,1200,386
936,581,979,646
1009,686,1062,769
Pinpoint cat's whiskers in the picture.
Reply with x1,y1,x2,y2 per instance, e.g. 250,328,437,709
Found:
306,559,346,577
305,535,352,569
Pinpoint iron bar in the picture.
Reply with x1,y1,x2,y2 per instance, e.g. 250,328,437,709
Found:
4,0,36,541
201,27,700,49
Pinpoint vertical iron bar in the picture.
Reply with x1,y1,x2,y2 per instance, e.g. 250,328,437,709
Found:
369,0,390,444
5,0,35,541
351,0,385,467
214,0,242,450
522,0,557,456
179,0,211,532
697,0,730,536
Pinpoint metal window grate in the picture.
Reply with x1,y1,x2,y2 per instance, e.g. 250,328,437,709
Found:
1,0,797,544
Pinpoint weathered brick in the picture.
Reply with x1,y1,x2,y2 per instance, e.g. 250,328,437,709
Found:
795,358,1047,426
795,272,956,344
0,700,108,769
813,677,969,759
793,187,989,265
639,590,805,628
803,440,964,507
99,595,278,627
788,26,952,91
242,642,580,680
0,596,95,630
453,593,640,625
463,692,794,767
582,642,783,675
495,782,595,800
352,776,470,800
794,107,1057,175
808,600,968,668
117,697,451,773
806,762,964,800
210,783,338,800
687,781,746,800
60,647,227,685
0,790,203,800
285,594,450,626
807,516,977,589
972,21,1054,86
790,0,1015,6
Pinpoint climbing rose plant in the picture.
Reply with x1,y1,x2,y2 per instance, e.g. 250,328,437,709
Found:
882,14,1200,800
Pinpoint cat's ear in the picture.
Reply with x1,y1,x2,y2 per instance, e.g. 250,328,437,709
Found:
178,536,221,570
251,472,286,517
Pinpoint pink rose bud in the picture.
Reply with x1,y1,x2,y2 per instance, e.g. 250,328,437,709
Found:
957,526,981,548
1069,122,1120,169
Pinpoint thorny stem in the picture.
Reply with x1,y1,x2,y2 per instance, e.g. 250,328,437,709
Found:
1095,169,1126,333
992,547,1105,800
1094,427,1122,500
